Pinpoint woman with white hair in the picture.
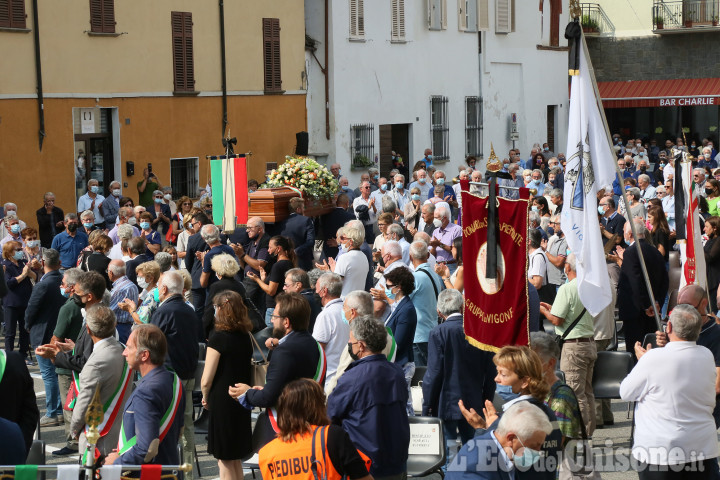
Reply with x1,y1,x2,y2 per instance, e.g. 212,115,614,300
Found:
316,222,369,296
202,253,248,339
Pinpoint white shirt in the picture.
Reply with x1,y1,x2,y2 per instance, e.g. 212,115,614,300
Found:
408,181,432,202
527,249,547,286
452,183,463,210
620,341,719,465
369,189,390,208
333,249,369,296
663,162,675,184
352,196,378,226
312,298,349,386
77,192,106,224
390,188,410,212
398,238,411,265
108,242,124,260
662,194,676,230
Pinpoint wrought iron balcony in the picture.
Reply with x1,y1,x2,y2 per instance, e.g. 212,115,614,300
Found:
579,3,615,37
653,0,720,32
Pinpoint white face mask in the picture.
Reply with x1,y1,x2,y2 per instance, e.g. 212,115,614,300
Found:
164,194,172,201
433,218,442,228
128,217,137,226
112,189,121,197
137,277,149,289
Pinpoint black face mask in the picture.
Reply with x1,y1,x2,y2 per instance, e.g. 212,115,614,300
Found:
72,294,86,308
67,223,78,233
347,343,360,361
706,188,714,196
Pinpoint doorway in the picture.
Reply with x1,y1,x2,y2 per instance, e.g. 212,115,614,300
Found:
379,124,411,181
73,108,116,205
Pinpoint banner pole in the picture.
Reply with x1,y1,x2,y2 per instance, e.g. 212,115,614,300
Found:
580,33,662,330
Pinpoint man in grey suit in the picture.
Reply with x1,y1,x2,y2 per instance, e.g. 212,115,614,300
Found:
70,305,132,460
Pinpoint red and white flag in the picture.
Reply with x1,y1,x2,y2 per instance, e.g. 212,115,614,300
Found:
677,159,706,289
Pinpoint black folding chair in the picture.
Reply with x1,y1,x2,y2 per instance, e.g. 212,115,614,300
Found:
407,416,446,478
592,350,634,441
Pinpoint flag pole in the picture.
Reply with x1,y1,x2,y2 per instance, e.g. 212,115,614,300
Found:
577,30,663,330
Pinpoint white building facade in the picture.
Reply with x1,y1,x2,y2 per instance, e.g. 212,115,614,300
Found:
305,0,570,185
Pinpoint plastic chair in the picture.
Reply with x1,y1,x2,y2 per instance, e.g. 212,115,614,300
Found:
26,439,46,479
407,416,446,478
592,350,633,399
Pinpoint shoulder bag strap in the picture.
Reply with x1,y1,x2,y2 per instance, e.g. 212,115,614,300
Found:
419,267,439,298
249,333,268,363
561,307,587,341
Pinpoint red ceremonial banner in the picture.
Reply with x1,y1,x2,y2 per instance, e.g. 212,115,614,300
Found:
461,185,531,352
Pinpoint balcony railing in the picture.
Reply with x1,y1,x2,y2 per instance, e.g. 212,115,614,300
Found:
580,3,615,37
653,0,720,31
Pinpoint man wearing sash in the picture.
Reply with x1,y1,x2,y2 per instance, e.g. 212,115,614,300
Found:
70,305,132,461
105,324,184,466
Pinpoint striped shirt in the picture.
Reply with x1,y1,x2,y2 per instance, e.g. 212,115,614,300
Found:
110,275,139,325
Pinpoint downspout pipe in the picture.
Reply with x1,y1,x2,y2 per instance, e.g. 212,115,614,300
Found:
325,0,329,140
32,0,45,151
219,0,228,138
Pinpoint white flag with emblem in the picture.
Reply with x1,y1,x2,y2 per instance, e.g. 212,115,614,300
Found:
560,40,616,316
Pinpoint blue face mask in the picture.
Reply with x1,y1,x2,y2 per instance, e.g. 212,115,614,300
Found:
496,383,520,402
374,175,380,181
598,206,605,215
512,437,543,468
83,222,93,229
341,185,350,191
532,180,541,186
419,177,427,184
60,287,70,298
436,178,445,185
426,155,433,161
13,251,25,261
385,287,396,300
90,185,99,194
531,206,538,212
140,222,151,230
154,198,163,204
395,182,404,190
411,194,421,201
341,310,349,325
381,184,388,191
10,224,20,234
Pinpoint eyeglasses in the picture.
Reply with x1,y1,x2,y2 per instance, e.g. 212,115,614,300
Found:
283,282,296,288
386,283,396,288
270,314,285,320
183,202,192,206
378,223,389,227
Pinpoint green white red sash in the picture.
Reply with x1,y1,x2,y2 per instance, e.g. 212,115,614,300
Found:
0,350,6,383
385,327,397,363
117,372,183,456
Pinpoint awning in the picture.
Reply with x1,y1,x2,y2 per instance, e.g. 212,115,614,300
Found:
598,78,720,108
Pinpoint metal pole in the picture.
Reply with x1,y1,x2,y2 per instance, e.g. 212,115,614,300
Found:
580,33,662,330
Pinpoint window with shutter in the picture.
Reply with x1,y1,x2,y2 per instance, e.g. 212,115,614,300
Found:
350,0,365,39
459,0,478,32
465,97,483,157
0,0,27,29
496,0,512,33
478,0,489,31
391,0,405,41
89,0,115,33
427,0,446,30
171,11,195,93
458,0,467,30
263,18,282,93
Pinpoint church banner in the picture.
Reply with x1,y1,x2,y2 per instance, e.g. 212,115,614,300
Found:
461,185,531,352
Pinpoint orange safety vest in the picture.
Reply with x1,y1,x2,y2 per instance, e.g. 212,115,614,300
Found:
259,425,371,480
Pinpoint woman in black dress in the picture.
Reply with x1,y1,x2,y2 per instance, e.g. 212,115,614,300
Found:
704,216,720,312
201,290,254,479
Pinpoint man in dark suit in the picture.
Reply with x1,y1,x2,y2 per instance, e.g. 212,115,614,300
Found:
280,197,315,271
185,212,211,320
617,221,668,360
36,192,65,248
151,270,199,476
105,324,184,467
24,249,66,426
600,197,626,287
321,194,355,260
447,402,553,480
423,289,496,459
125,236,149,288
0,350,39,456
232,216,270,331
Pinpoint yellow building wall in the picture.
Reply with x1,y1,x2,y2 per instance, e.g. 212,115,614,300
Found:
0,0,306,94
0,94,306,230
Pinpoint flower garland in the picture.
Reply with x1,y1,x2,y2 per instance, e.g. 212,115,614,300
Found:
263,156,338,199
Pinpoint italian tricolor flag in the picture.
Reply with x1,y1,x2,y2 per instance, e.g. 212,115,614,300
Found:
210,155,249,229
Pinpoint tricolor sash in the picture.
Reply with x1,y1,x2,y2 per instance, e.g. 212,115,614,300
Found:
313,340,327,384
0,350,6,383
117,372,183,456
385,327,397,363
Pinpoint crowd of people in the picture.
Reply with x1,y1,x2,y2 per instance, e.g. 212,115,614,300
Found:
1,138,719,480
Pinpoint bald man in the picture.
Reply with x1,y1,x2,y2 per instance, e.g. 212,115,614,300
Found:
656,284,720,427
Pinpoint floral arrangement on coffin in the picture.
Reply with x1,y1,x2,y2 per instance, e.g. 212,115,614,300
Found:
263,156,338,199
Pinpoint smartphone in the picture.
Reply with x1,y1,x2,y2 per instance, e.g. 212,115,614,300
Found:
147,163,153,175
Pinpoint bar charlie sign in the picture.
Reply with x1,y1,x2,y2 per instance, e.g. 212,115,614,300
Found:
460,185,531,352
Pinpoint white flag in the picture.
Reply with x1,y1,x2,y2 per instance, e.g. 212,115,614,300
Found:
677,160,707,290
560,41,616,316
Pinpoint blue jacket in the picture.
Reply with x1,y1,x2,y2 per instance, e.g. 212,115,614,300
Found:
118,366,185,466
148,203,172,231
150,295,200,380
422,313,496,420
1,259,33,307
327,354,409,477
384,296,417,365
24,269,65,347
280,213,315,271
447,430,513,480
185,232,209,289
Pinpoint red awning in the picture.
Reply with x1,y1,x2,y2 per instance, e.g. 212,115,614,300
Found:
598,78,720,108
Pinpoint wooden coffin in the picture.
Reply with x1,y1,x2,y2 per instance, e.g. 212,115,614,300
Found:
248,187,335,223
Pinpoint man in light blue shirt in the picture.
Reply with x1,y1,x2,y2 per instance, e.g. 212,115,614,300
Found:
51,213,89,269
408,241,444,367
409,169,433,202
390,174,410,212
107,260,139,343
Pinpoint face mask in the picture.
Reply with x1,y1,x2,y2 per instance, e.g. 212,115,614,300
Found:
660,162,665,168
436,178,445,185
374,175,379,181
619,168,626,173
112,189,121,197
426,155,433,161
10,224,20,234
411,194,421,201
83,222,93,229
544,147,549,152
13,251,24,261
342,310,349,325
154,198,163,204
341,185,350,191
381,184,388,191
636,143,642,147
495,383,520,402
531,206,538,212
153,288,160,303
512,438,542,468
27,240,40,248
706,188,714,195
72,294,86,308
418,177,427,184
137,277,149,289
164,194,172,201
385,287,396,300
524,176,531,182
639,152,646,157
347,342,360,361
90,186,99,194
706,173,710,179
128,217,137,226
430,218,441,228
532,180,541,186
395,182,404,190
60,287,70,298
598,206,606,216
67,223,78,233
140,222,151,230
640,166,647,172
